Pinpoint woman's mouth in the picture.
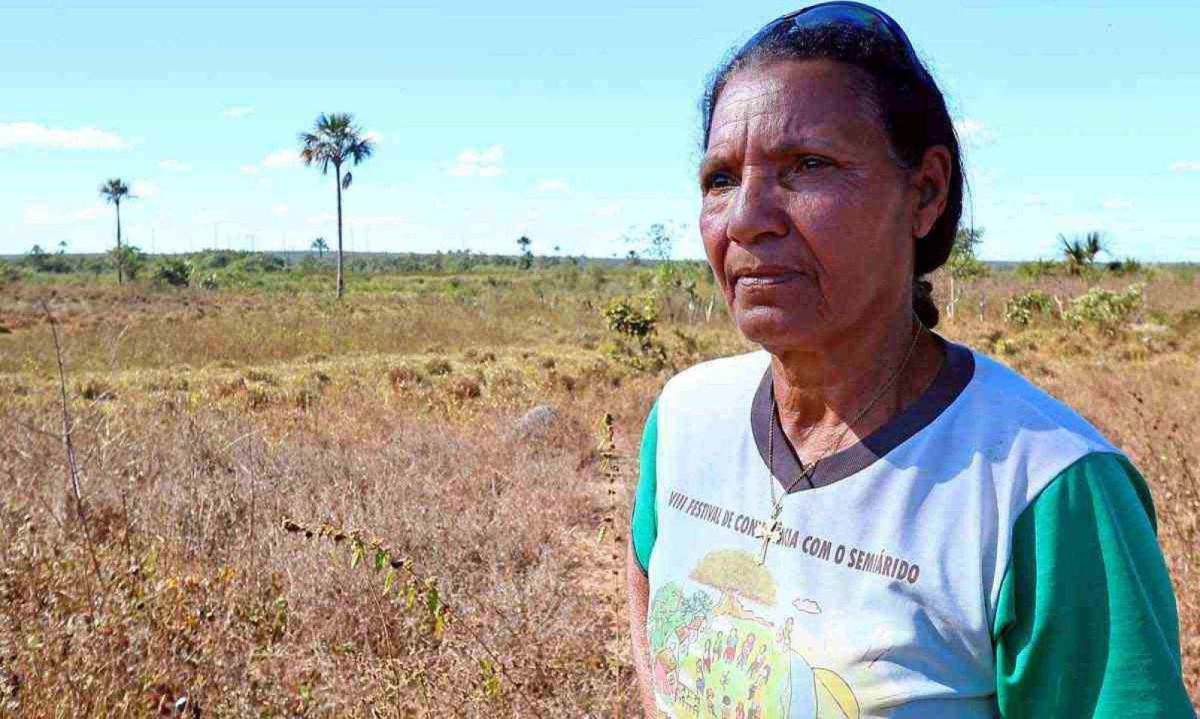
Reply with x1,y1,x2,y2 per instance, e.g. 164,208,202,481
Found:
734,270,805,288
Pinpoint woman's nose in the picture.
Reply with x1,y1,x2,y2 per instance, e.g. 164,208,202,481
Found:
726,172,788,246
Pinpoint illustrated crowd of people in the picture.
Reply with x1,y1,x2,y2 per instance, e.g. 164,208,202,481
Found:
690,623,780,719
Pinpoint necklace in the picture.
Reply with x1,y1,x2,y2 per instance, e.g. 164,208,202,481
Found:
755,316,925,565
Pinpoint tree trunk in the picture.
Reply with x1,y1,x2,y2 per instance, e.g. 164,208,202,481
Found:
335,164,344,300
115,200,123,286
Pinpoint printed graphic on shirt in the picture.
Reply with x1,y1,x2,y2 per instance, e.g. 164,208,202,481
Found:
648,548,862,719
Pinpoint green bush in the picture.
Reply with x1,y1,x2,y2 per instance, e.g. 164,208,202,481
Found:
1106,257,1143,275
109,245,146,280
1063,284,1144,332
1015,259,1058,280
1004,291,1055,328
603,296,658,345
0,259,21,286
152,258,193,287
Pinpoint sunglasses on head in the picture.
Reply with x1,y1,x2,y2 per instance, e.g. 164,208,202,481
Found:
741,2,929,81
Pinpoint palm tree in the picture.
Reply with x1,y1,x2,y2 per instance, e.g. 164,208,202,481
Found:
99,178,133,285
311,237,329,257
517,235,533,270
299,113,374,299
1059,231,1106,276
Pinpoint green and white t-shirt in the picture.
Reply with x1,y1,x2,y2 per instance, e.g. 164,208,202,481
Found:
631,340,1191,718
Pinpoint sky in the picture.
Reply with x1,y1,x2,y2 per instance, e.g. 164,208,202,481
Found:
2,0,1199,262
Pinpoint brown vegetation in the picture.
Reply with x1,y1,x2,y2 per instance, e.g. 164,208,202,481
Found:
0,265,1197,715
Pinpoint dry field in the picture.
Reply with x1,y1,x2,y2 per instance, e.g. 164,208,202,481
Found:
0,266,1197,716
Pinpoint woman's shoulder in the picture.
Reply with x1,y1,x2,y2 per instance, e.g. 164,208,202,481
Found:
960,345,1116,452
940,343,1125,503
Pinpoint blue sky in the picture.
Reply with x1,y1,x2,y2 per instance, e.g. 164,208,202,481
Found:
2,0,1198,261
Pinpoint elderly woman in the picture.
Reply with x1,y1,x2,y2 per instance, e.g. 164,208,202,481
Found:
627,3,1191,717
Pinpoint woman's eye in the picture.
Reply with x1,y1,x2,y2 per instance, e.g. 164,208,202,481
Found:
703,172,737,192
792,156,832,173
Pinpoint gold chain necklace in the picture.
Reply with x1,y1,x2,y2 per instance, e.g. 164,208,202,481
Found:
755,317,924,565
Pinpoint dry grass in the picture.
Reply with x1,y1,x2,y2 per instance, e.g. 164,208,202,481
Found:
0,266,1197,715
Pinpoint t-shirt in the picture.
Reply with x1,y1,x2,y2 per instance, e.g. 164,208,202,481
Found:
630,340,1191,718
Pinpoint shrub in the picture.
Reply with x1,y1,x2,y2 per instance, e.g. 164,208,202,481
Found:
1107,257,1144,275
0,259,21,286
425,358,453,376
1063,284,1144,332
603,296,658,346
1015,259,1058,280
152,258,193,287
1004,291,1055,328
109,244,146,280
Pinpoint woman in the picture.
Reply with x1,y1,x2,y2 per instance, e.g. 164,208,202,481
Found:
627,3,1192,717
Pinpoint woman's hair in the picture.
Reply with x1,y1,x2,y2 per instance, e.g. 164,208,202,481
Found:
700,18,963,328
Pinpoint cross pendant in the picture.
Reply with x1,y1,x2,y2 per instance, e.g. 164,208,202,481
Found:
755,518,783,565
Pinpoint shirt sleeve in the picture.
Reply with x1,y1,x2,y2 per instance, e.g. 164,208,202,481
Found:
630,399,659,576
993,451,1193,717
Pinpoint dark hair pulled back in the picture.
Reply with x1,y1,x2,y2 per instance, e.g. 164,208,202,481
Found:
700,15,963,328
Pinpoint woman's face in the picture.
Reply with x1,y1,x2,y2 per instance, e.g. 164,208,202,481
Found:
699,59,946,353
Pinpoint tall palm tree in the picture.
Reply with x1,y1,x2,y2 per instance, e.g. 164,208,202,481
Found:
99,178,133,285
299,113,374,299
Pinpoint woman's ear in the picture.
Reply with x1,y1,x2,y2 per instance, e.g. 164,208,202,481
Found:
912,145,952,239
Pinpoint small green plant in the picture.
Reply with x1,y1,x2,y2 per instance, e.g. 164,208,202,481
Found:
603,296,658,346
0,259,20,286
1015,259,1058,280
1063,284,1144,333
1004,290,1055,328
108,244,146,281
281,518,452,639
1107,257,1143,275
603,295,666,371
152,257,193,287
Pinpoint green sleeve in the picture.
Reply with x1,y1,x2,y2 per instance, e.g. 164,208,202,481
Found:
630,399,659,575
993,452,1192,717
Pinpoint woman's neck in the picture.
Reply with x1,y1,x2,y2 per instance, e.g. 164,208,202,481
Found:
770,312,945,464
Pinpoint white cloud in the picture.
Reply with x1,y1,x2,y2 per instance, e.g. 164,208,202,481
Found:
158,159,191,172
447,144,505,177
306,212,336,225
23,202,111,226
955,118,996,148
479,145,503,164
1022,193,1048,208
1169,161,1200,173
536,179,570,192
0,121,129,150
130,180,158,199
365,129,384,144
77,204,105,220
271,204,290,216
593,203,620,218
261,148,300,169
239,164,260,176
1103,197,1134,211
23,204,52,225
222,106,254,119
